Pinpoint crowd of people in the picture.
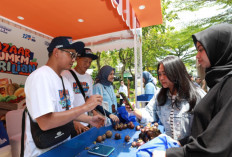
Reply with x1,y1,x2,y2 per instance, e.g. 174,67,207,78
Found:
21,23,232,157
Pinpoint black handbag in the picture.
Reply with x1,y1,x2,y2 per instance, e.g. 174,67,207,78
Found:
28,112,73,149
21,77,74,156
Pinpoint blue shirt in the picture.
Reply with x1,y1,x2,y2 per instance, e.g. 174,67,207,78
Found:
93,83,117,113
144,82,156,94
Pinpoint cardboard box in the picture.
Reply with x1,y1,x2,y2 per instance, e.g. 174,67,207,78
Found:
0,99,25,110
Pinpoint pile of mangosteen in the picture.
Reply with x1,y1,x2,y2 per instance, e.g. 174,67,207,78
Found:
131,122,161,148
113,121,135,131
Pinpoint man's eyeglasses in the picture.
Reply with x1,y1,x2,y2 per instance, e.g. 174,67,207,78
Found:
59,49,77,59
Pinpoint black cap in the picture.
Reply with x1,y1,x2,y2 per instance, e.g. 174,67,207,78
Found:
77,48,98,60
47,36,85,54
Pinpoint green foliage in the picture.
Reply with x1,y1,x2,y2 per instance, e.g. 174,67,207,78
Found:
90,0,231,92
141,0,231,71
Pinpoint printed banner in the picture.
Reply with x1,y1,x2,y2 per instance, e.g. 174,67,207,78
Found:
0,42,38,76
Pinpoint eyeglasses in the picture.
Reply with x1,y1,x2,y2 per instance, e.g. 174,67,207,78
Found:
59,49,77,59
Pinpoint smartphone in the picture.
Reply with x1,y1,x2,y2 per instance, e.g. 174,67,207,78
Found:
119,92,134,111
88,144,115,156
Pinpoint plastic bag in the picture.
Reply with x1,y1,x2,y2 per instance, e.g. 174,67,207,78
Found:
0,121,10,148
117,106,136,123
136,134,180,157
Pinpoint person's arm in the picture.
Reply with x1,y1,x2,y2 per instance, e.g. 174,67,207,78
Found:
167,78,232,157
95,105,119,122
36,95,103,130
201,79,208,92
126,92,159,123
96,105,111,117
73,121,89,134
74,113,105,128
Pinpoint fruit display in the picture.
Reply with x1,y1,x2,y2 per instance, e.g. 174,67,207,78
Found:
0,79,25,103
92,121,161,151
131,123,161,148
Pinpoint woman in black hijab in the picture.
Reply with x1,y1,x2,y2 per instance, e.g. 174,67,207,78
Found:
154,23,232,157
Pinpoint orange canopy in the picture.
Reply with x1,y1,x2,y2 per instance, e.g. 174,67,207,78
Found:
0,0,162,40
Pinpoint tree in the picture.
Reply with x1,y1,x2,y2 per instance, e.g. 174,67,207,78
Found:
118,48,134,80
142,0,179,71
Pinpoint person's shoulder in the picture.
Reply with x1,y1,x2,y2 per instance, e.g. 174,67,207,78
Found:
145,82,155,88
26,66,54,84
61,69,72,77
84,73,92,80
29,66,50,78
220,75,232,89
94,83,102,88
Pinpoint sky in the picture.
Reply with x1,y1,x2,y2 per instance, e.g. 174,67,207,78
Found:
165,3,227,76
168,4,226,30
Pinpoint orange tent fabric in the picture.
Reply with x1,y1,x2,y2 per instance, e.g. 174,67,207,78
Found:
0,0,162,40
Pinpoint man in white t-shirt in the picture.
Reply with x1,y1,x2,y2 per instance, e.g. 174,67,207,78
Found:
62,48,98,135
24,37,104,157
118,80,128,106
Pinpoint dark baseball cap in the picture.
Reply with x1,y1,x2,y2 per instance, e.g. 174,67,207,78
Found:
47,36,85,54
77,48,98,60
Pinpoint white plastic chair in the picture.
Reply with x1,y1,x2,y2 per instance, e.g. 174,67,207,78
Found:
5,109,24,157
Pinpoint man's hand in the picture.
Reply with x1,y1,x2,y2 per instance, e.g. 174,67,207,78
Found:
92,110,100,116
89,115,105,128
73,121,89,135
152,150,166,157
109,114,119,122
85,95,103,112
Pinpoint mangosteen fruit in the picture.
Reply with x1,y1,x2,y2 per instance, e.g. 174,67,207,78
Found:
136,139,145,147
143,136,149,143
124,135,130,142
96,136,103,143
129,123,134,129
115,133,121,140
123,123,128,129
106,130,112,138
132,141,137,147
136,125,141,131
102,134,106,141
154,122,159,127
139,132,146,139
